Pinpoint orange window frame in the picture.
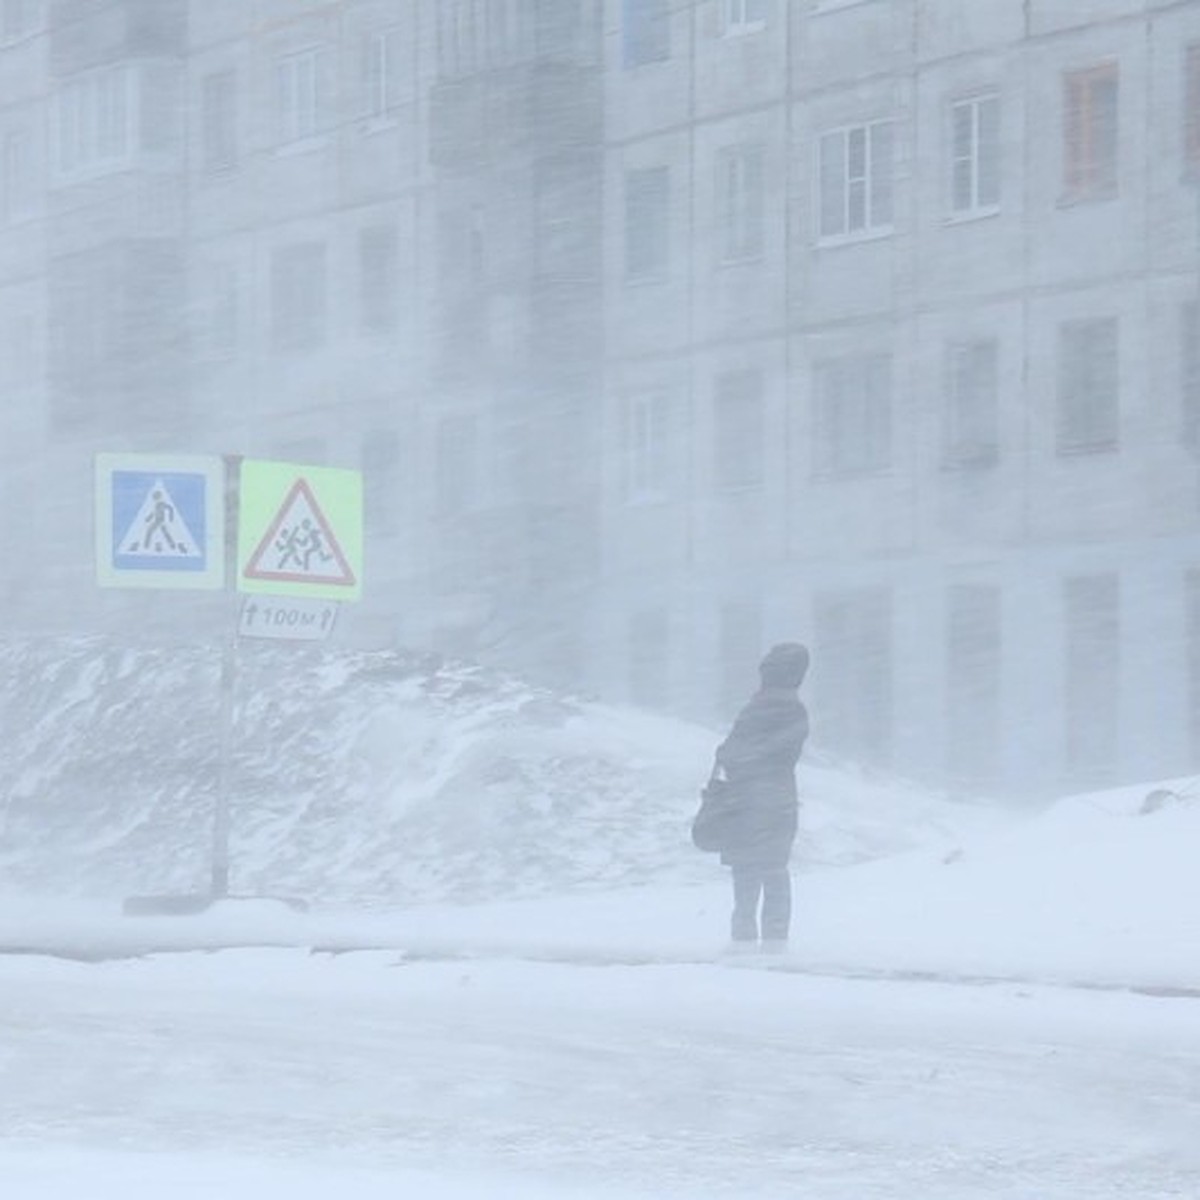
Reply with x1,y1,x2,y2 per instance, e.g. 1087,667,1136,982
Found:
1063,63,1118,198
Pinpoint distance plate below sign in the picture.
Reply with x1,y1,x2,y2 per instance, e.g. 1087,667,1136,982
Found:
239,597,339,642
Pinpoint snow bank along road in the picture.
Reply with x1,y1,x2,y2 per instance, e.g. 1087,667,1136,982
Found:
1,949,1198,1199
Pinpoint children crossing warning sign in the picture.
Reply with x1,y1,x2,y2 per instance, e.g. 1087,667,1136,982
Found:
237,460,363,601
243,479,356,587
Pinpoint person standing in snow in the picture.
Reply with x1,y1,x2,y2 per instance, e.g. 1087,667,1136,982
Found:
711,642,809,951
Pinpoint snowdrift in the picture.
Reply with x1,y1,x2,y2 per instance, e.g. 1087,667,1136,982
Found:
0,637,989,904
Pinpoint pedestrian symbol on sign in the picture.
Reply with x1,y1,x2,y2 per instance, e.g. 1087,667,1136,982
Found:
119,483,200,557
111,471,208,573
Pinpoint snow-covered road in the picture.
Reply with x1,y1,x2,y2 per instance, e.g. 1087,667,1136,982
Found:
2,949,1198,1199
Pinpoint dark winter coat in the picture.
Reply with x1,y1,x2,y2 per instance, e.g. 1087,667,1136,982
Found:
713,686,808,868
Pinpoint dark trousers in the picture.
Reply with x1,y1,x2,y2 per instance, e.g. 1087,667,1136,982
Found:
730,864,792,943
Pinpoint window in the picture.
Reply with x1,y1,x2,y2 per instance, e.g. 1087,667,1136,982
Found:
434,415,478,516
438,1,519,78
359,225,398,334
535,159,594,279
623,0,669,68
814,588,893,767
946,585,1001,785
1064,574,1119,781
715,144,764,263
48,249,125,428
363,28,401,120
201,71,237,173
362,428,402,536
3,309,36,388
819,120,893,240
437,2,470,78
0,128,32,221
54,65,135,176
469,204,485,284
1,0,35,42
1063,63,1118,202
270,243,326,351
812,353,892,476
1057,317,1118,454
718,601,763,717
721,0,766,36
1187,44,1200,175
1184,302,1200,449
943,338,998,467
201,262,238,360
629,608,670,707
950,93,999,215
1187,571,1200,766
625,392,669,503
624,166,669,282
713,369,765,490
276,49,323,145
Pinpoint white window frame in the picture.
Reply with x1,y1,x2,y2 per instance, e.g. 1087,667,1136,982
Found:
276,48,324,147
817,119,893,244
715,144,765,264
949,92,1000,218
720,0,766,37
363,27,402,122
52,65,138,181
625,392,670,504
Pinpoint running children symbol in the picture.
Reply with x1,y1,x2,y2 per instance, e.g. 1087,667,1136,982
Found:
242,478,357,587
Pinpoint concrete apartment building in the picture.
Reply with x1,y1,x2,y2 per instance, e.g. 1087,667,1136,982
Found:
0,0,605,674
598,0,1200,795
1,0,1199,797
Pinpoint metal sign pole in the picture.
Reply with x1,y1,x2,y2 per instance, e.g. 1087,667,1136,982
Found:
210,605,237,899
210,454,243,901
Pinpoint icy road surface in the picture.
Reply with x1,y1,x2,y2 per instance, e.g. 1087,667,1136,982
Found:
1,950,1198,1199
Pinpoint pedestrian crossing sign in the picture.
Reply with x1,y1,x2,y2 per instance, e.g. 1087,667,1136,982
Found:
237,459,363,601
96,453,226,590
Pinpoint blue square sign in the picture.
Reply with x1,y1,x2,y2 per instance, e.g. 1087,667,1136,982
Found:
96,454,226,590
112,470,209,573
